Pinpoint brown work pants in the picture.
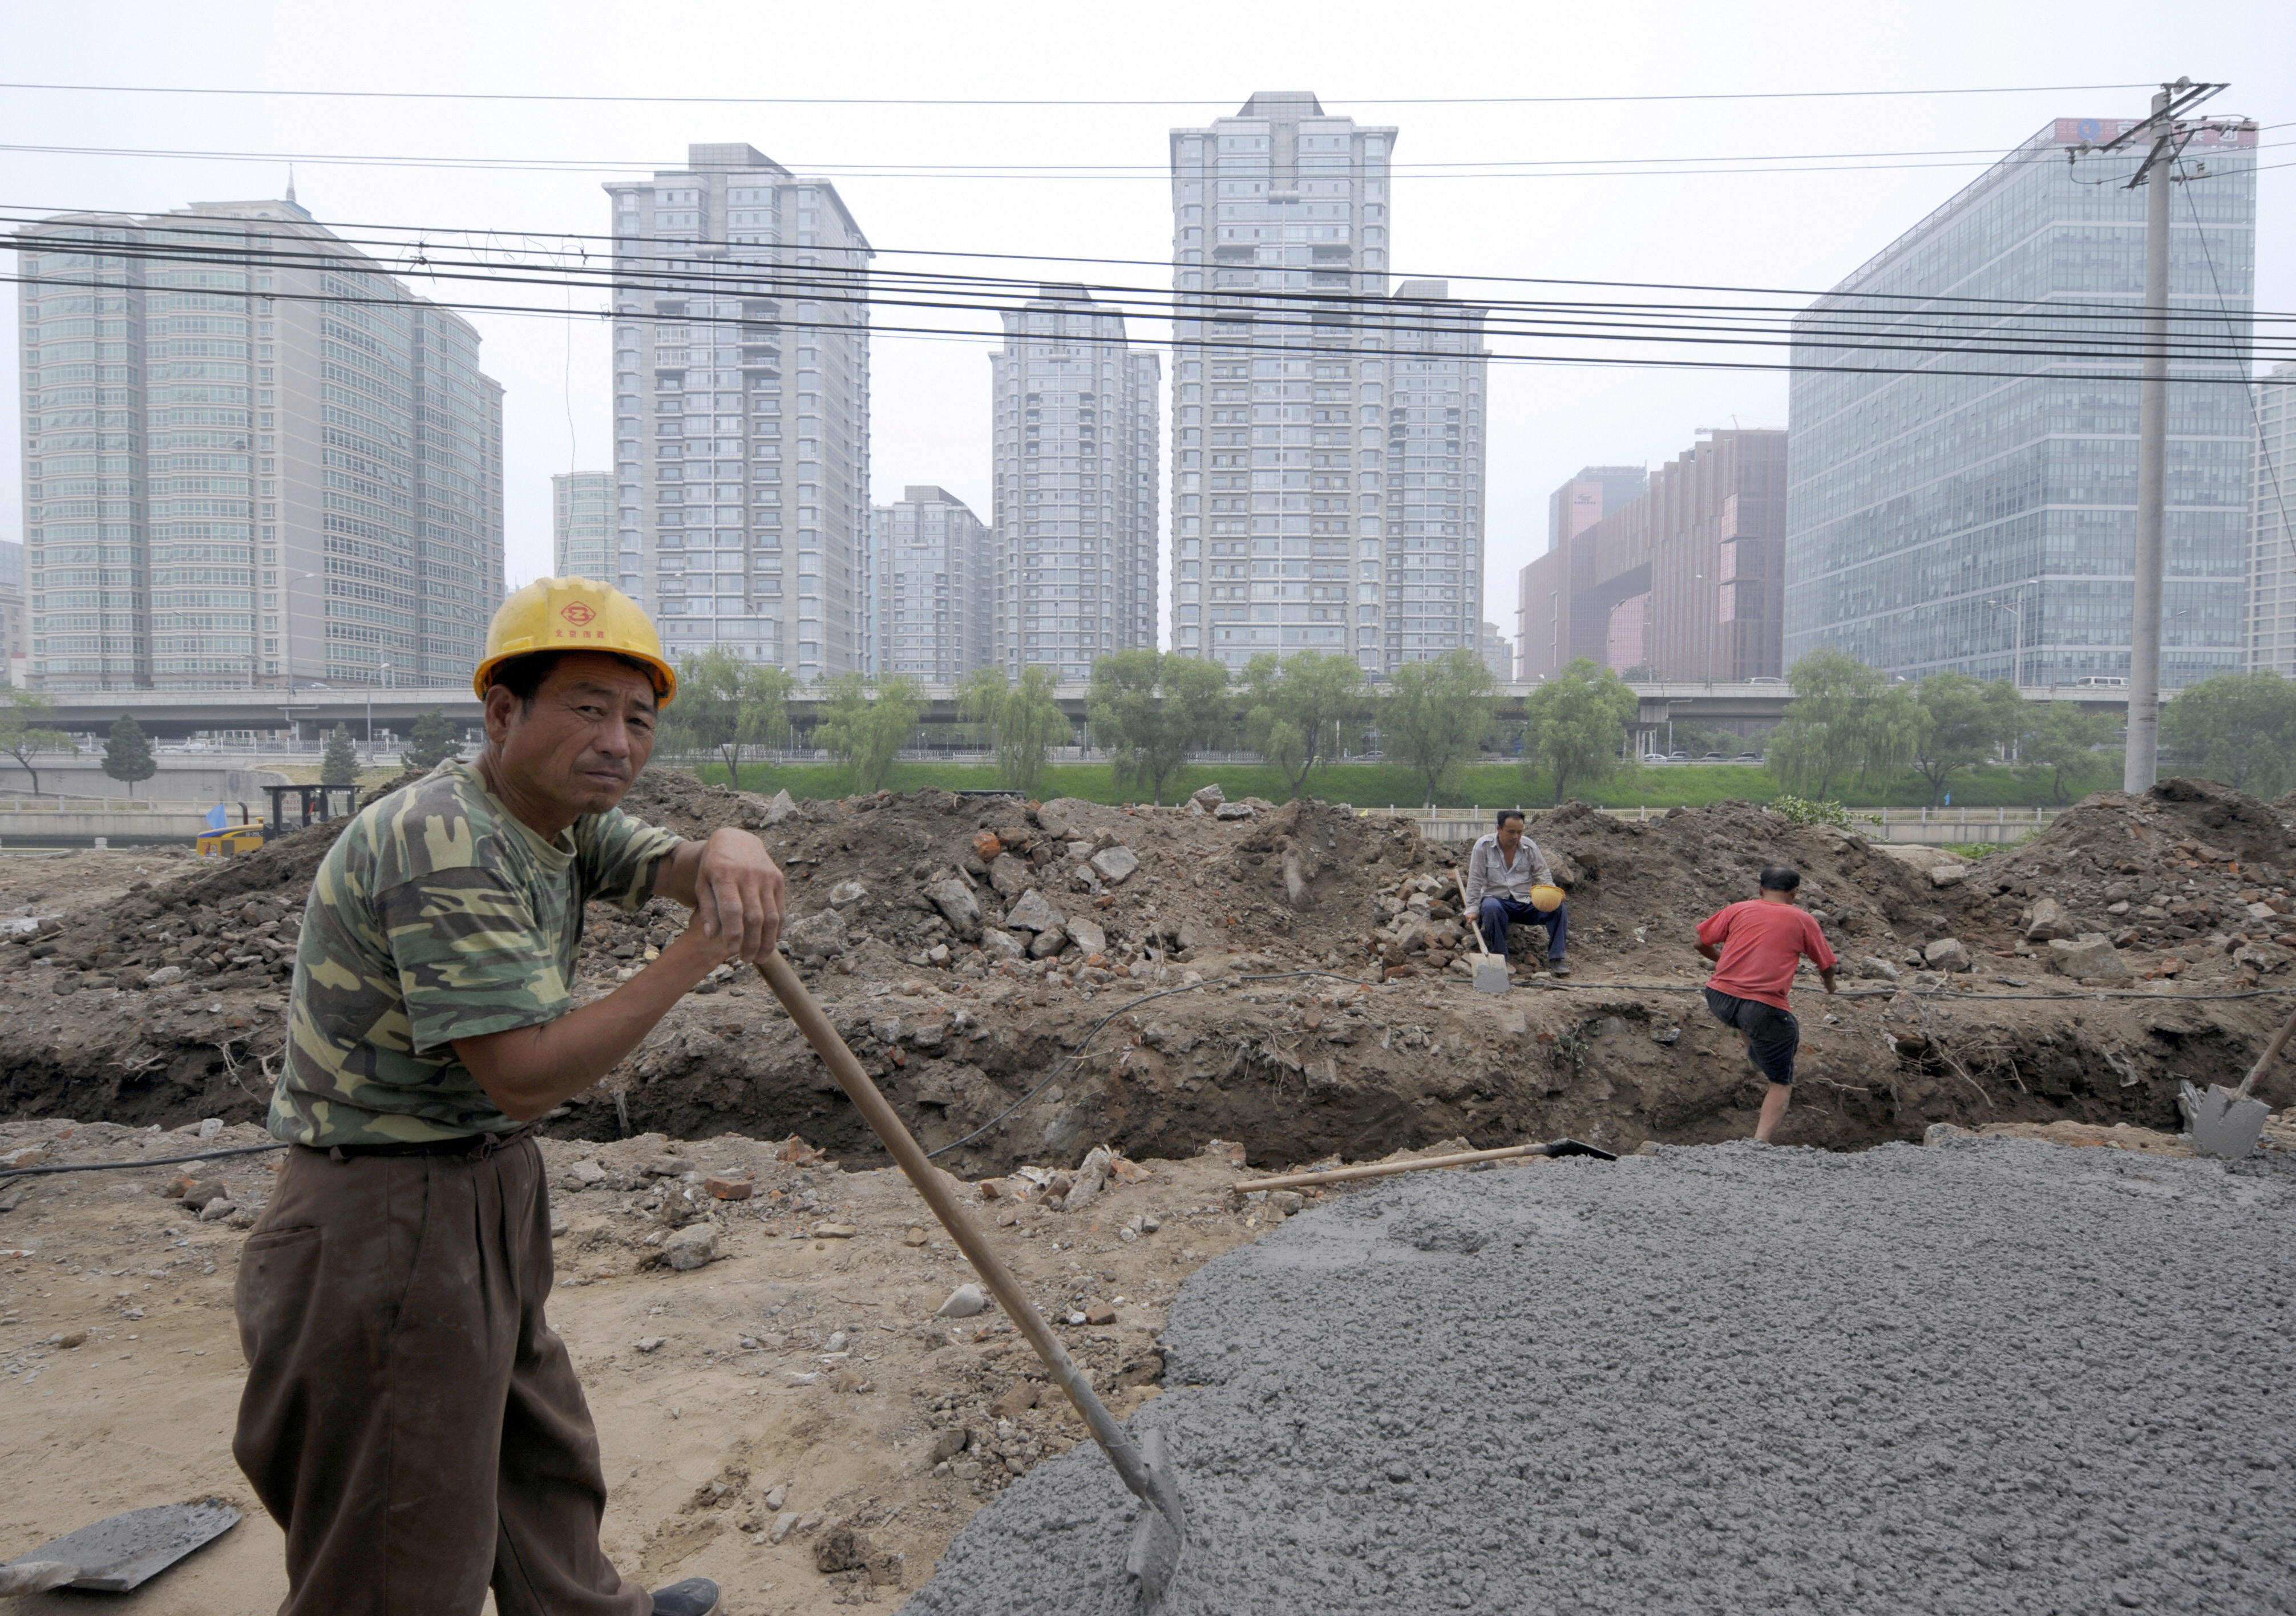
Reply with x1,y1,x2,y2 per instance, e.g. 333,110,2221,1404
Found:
232,1137,649,1616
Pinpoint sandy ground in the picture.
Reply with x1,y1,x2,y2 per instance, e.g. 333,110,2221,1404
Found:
0,848,176,919
0,1123,1291,1614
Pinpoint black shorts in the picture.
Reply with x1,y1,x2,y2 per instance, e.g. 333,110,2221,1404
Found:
1703,988,1801,1086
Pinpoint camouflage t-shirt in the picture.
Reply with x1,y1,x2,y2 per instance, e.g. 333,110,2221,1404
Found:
269,759,681,1148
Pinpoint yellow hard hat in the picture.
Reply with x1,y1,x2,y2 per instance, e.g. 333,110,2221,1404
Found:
473,576,677,705
1530,884,1566,913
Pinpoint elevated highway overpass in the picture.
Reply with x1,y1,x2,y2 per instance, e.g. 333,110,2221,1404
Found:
27,680,2140,743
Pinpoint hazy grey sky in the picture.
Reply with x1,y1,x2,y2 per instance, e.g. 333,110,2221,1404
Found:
4,0,2289,656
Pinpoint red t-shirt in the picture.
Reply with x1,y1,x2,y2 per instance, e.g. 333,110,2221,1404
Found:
1697,900,1838,1011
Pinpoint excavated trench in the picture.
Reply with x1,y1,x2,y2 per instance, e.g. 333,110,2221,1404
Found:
5,775,2293,1171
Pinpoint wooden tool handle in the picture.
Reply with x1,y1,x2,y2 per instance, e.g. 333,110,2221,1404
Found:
2238,1001,2296,1100
754,952,1162,1507
1455,869,1491,955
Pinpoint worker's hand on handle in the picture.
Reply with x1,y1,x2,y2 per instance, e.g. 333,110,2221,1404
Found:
1820,966,1837,995
657,827,785,964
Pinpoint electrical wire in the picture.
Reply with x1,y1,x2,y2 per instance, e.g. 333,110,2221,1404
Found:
9,215,2288,364
0,1140,285,1186
0,79,2165,109
5,134,2285,184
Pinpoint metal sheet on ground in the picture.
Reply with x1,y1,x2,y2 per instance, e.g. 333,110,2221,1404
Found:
6,1500,241,1592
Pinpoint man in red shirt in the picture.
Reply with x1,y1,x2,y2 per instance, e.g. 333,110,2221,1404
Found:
1695,865,1838,1142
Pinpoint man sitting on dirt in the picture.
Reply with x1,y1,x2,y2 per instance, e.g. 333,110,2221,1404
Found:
1696,864,1837,1143
1464,809,1570,978
233,578,782,1616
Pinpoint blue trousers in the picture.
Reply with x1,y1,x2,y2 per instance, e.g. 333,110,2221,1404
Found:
1478,896,1567,961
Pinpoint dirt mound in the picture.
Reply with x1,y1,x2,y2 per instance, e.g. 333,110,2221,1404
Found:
1929,778,2295,975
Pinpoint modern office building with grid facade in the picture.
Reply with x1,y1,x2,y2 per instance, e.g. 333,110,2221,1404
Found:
14,196,504,691
604,144,872,683
1785,116,2258,687
1166,91,1487,675
988,286,1160,681
2251,360,2296,676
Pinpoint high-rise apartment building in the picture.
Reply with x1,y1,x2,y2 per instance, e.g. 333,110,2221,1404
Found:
1519,466,1645,678
2250,361,2296,676
1518,430,1786,683
1167,92,1487,675
604,145,871,682
1478,621,1510,680
988,287,1160,681
870,486,992,682
1786,117,2258,686
0,539,24,684
15,196,504,690
553,470,614,580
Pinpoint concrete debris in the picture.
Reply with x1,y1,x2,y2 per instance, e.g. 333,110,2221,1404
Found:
2047,933,2130,981
1001,890,1062,935
1189,783,1225,808
761,789,798,826
1921,936,1972,973
662,1223,717,1271
936,1284,989,1318
1214,801,1256,821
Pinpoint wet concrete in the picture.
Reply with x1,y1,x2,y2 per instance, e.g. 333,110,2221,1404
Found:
905,1140,2296,1615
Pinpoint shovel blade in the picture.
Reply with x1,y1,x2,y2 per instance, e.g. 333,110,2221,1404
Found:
1473,956,1511,994
2181,1081,2270,1161
1122,1426,1186,1611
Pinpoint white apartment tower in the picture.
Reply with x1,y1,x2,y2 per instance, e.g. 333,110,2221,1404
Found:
553,470,613,580
604,145,871,682
871,485,992,682
15,197,504,690
989,286,1160,681
1167,91,1486,674
2251,361,2296,676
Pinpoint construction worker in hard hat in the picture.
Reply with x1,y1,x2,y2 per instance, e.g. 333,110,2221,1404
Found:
232,577,775,1616
1462,808,1571,978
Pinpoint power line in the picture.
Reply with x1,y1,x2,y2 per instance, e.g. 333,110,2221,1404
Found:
8,195,2288,327
9,134,2286,183
10,265,2286,387
11,225,2286,369
0,79,2164,109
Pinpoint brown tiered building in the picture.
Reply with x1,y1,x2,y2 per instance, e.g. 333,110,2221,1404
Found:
1516,429,1786,684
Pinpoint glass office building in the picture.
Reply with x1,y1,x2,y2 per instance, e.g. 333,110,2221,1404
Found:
2251,361,2296,675
1785,117,2258,687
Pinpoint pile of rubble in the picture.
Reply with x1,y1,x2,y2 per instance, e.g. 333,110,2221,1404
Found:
1913,777,2296,987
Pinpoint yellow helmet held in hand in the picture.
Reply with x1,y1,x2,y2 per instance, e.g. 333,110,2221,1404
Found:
1530,883,1566,913
473,576,677,705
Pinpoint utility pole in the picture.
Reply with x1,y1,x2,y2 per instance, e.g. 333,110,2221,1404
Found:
2094,78,2223,792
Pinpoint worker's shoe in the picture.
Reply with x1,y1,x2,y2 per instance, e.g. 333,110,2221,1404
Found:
650,1579,721,1616
1546,959,1571,978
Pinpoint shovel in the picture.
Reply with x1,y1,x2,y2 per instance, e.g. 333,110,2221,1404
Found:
2180,1000,2296,1160
754,952,1187,1606
1454,871,1511,994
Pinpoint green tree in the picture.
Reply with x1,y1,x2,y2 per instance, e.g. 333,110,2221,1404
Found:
1909,673,2023,806
321,722,359,787
669,647,794,783
100,712,157,791
1240,651,1369,801
1767,648,1922,801
960,664,1070,798
0,689,78,798
1520,657,1638,805
2018,702,2119,803
1086,649,1228,806
813,673,924,794
2161,670,2296,799
1382,647,1495,809
402,708,460,772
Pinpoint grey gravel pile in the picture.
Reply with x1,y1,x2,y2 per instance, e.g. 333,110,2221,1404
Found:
906,1140,2296,1615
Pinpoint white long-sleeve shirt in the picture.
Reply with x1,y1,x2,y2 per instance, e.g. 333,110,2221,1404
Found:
1462,831,1554,907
